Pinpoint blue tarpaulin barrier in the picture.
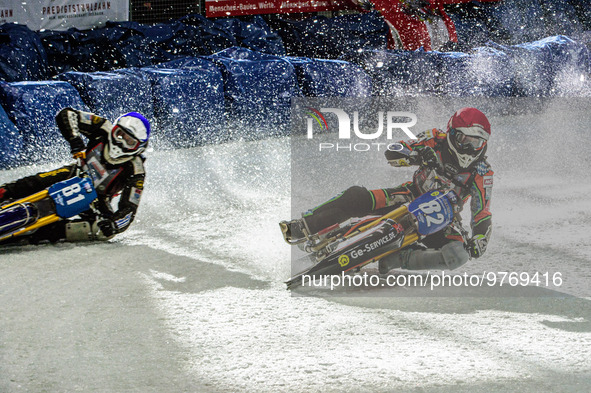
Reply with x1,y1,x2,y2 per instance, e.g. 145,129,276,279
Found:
0,104,23,168
446,4,500,48
214,16,285,56
0,81,88,162
57,71,154,122
40,29,90,75
138,57,225,146
0,24,49,82
341,49,439,96
477,0,578,45
436,48,513,97
267,11,388,60
446,0,589,47
39,17,239,75
284,57,372,97
40,27,143,74
490,35,590,96
37,16,284,77
207,47,300,134
173,15,239,55
466,46,514,97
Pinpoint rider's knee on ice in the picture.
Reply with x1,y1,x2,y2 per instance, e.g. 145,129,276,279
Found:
440,241,469,270
380,241,468,272
340,186,374,216
405,241,468,270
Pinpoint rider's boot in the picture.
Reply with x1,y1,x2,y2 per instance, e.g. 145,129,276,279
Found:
279,218,310,245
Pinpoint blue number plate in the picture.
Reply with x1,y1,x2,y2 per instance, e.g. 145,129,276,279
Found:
49,177,98,218
408,190,455,236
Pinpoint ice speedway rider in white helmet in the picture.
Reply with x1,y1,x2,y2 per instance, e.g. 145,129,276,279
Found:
0,108,150,244
282,107,494,272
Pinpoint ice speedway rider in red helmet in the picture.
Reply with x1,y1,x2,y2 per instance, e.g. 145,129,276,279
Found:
283,107,493,272
0,108,150,244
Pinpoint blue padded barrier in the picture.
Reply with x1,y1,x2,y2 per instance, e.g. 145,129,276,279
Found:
489,35,590,96
173,15,239,55
266,11,388,60
484,0,548,45
433,51,471,97
0,23,49,82
0,81,88,163
467,46,514,97
214,16,285,56
39,17,238,76
57,71,154,122
94,22,174,68
284,57,372,97
568,0,591,31
537,0,581,38
446,0,587,47
40,27,141,74
0,104,23,169
207,47,300,135
340,49,439,96
436,49,513,97
40,29,90,75
445,4,497,48
136,58,225,147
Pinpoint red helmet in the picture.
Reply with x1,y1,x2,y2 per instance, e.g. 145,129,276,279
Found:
446,107,490,168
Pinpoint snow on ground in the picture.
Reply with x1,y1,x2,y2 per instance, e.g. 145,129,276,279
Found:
1,101,591,392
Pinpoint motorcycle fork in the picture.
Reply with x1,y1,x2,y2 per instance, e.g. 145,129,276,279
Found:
2,189,50,209
0,190,60,242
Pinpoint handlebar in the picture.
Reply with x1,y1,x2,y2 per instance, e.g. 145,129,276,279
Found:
73,152,88,178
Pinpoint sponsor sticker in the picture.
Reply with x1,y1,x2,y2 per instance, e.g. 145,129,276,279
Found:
338,254,350,267
129,187,142,205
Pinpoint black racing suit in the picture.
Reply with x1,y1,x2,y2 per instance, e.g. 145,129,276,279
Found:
0,108,146,244
301,128,493,256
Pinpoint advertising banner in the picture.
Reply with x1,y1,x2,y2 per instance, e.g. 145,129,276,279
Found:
204,0,500,18
206,0,351,18
0,1,128,31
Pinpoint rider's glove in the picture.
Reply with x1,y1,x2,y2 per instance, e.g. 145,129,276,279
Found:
417,146,441,169
466,234,488,259
69,136,86,157
56,107,80,137
97,219,117,238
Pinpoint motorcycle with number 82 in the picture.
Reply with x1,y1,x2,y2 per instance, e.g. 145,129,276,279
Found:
281,187,470,289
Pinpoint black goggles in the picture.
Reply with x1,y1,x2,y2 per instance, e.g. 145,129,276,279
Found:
451,129,486,150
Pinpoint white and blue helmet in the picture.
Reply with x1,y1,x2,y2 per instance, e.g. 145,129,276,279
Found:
107,112,150,163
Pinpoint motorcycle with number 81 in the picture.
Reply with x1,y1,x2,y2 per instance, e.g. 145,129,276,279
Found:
0,160,99,243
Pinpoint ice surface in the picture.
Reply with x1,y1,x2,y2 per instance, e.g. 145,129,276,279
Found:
1,100,591,392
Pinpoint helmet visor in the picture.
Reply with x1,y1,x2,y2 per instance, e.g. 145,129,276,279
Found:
113,126,140,151
452,129,486,150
